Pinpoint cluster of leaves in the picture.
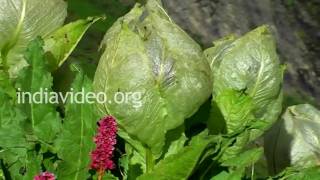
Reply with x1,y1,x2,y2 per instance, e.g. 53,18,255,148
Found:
0,0,320,179
0,0,106,179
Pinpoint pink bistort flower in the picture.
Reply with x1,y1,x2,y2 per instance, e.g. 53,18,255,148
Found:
90,116,117,172
34,172,55,180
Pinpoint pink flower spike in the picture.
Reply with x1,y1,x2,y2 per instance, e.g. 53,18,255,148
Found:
34,172,55,180
90,116,118,173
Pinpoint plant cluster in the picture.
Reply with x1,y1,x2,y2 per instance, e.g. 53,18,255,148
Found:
0,0,319,179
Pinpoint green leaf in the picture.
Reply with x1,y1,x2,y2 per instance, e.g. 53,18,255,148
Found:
119,154,129,180
0,0,67,77
137,131,218,180
215,90,254,133
0,149,25,179
211,170,243,180
0,71,15,98
126,126,189,176
0,169,3,180
0,139,41,180
163,130,187,159
44,17,103,71
0,74,25,143
99,172,119,180
222,148,263,168
55,65,99,179
0,97,26,148
104,173,119,180
93,0,212,157
265,104,320,174
125,144,145,179
119,129,147,179
0,76,31,179
207,100,226,135
21,151,42,180
91,171,119,180
286,168,320,180
15,37,61,144
274,166,320,180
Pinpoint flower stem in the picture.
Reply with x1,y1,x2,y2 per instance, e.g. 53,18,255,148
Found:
146,148,154,173
98,168,104,180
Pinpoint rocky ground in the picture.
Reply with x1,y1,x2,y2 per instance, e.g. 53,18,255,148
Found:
161,0,320,106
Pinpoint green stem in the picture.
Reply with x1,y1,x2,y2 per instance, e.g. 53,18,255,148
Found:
251,163,255,180
199,161,214,180
146,148,154,173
